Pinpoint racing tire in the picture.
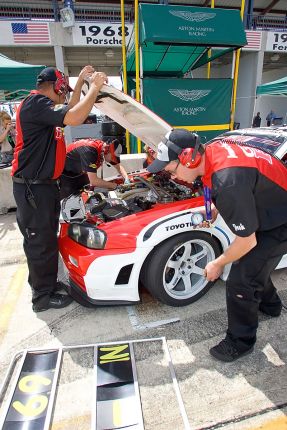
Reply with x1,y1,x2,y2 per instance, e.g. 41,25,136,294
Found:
142,232,221,307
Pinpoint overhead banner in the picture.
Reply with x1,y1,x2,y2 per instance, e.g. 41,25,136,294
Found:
72,23,132,46
0,21,51,45
142,78,232,127
266,31,287,52
139,4,246,47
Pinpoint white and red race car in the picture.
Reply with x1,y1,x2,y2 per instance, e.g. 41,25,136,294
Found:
59,127,287,307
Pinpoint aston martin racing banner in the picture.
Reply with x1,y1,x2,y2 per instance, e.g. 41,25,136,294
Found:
142,78,232,129
139,4,246,47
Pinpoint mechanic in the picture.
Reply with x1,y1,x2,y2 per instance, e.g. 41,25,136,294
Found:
60,137,130,199
147,128,287,362
12,65,107,313
143,144,156,169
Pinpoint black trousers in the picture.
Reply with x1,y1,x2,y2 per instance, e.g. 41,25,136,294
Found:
226,224,287,350
13,182,60,308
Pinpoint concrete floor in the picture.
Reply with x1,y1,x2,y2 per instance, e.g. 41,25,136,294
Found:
0,211,287,429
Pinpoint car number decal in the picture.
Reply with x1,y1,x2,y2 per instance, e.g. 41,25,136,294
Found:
1,350,60,429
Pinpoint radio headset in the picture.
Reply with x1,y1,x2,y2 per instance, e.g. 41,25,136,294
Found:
178,134,204,168
53,70,69,95
163,133,204,169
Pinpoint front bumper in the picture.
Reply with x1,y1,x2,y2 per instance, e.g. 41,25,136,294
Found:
67,277,140,307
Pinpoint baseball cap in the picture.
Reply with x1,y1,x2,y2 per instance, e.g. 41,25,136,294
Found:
36,67,73,92
147,128,200,173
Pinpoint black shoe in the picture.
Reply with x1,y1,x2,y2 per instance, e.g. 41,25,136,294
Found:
210,338,254,362
259,303,282,317
33,293,73,313
54,281,69,293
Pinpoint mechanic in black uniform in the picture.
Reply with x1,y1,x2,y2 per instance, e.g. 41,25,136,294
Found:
12,65,108,312
60,137,130,199
147,128,287,362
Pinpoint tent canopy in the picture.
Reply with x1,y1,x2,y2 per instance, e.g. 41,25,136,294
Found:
0,53,45,94
256,76,287,96
126,4,247,76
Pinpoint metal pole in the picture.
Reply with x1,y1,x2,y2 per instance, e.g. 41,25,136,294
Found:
207,0,215,79
230,0,246,130
52,0,60,21
120,0,131,154
134,0,141,153
246,0,255,29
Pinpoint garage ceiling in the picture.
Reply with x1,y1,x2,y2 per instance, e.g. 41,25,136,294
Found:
73,0,286,15
1,1,286,16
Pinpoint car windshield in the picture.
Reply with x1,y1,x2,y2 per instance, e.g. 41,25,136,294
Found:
213,128,286,155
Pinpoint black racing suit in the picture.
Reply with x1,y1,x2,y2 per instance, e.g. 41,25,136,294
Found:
202,140,287,351
11,91,68,309
60,139,103,199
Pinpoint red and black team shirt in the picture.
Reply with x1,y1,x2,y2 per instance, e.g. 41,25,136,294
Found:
12,91,68,180
63,139,104,176
202,140,287,237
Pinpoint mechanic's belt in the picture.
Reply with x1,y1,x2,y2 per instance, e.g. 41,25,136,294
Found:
12,177,59,185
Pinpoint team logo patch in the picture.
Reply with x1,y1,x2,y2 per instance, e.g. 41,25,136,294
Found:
168,89,211,102
169,10,216,22
232,223,246,231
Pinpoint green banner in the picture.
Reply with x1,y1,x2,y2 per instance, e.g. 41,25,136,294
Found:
126,4,246,76
142,78,232,127
139,4,246,47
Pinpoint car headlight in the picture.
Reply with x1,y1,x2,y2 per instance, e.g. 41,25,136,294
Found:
68,223,107,249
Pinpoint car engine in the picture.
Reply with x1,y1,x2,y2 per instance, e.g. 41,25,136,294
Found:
61,171,203,225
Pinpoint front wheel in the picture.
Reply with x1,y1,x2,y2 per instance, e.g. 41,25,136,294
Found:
142,232,221,306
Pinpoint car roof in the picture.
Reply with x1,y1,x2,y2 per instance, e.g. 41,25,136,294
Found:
212,127,287,156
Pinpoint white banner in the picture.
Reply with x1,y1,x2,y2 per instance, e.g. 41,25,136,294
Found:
72,23,133,46
0,21,51,46
266,31,287,52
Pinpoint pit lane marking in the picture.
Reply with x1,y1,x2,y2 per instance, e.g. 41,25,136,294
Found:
250,416,287,430
126,306,180,330
0,264,27,343
263,343,285,366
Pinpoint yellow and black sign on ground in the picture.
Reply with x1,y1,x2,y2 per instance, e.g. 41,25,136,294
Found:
0,338,189,430
95,343,143,429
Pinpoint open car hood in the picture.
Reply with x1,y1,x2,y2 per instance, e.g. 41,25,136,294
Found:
82,81,172,152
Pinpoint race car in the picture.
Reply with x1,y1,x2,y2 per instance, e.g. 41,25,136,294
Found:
58,127,287,307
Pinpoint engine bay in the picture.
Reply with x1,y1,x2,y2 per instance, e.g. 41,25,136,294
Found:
61,171,203,225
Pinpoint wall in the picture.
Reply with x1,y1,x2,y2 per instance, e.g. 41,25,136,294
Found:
254,66,287,126
235,51,263,128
